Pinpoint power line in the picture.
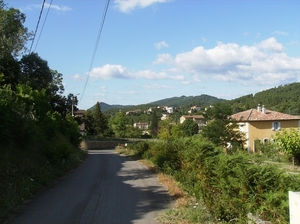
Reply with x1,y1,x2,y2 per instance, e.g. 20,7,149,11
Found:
34,0,53,52
30,0,46,53
79,0,110,103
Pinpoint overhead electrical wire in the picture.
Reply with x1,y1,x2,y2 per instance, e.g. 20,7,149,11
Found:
79,0,110,104
34,0,53,52
30,0,46,53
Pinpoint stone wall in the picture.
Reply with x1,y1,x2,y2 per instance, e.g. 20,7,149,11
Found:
80,140,126,150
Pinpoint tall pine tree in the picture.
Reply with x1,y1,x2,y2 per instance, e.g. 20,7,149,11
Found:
92,102,108,136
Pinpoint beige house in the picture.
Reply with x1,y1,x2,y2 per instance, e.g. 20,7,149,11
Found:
231,105,300,153
180,115,206,129
133,122,149,130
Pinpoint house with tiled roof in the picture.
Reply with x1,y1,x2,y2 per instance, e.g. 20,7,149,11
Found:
231,104,300,153
180,115,206,130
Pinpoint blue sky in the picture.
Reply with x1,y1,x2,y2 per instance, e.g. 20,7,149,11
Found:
7,0,300,110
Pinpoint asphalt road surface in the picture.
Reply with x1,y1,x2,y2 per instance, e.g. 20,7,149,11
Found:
11,149,173,224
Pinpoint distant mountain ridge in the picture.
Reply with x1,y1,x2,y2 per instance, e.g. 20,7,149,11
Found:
95,94,225,112
91,82,300,115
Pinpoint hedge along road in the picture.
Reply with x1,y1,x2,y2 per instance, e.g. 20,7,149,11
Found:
11,149,173,224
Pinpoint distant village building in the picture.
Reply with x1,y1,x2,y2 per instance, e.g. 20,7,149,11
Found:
180,115,206,129
161,113,169,120
165,106,175,113
146,107,154,114
126,109,142,115
188,106,201,114
133,122,149,130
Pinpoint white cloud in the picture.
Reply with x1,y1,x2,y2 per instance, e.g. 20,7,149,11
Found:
72,74,81,80
89,64,128,80
258,37,284,52
287,41,299,46
153,53,172,64
168,38,300,86
22,4,71,12
154,41,169,49
273,30,289,36
88,38,300,89
142,83,173,89
88,64,184,80
113,0,171,13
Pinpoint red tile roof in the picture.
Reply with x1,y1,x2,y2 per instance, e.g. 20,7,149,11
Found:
231,108,300,121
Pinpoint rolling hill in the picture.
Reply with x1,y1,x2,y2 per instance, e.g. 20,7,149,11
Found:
88,82,300,115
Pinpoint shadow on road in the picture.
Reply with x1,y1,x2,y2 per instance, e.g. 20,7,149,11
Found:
11,149,173,224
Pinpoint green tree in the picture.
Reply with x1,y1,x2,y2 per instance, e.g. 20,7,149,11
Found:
157,119,173,141
19,52,52,91
110,111,129,138
149,109,159,136
275,128,300,165
0,54,20,88
92,102,108,136
0,1,32,58
201,103,246,150
158,119,183,141
181,119,199,137
83,109,96,135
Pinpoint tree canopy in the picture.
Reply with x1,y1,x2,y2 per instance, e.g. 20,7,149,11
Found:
201,103,246,150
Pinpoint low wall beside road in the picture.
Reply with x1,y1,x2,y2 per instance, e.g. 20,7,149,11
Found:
80,140,126,150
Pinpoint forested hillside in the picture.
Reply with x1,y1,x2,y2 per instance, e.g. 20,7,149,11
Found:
96,94,225,112
98,83,300,115
229,82,300,114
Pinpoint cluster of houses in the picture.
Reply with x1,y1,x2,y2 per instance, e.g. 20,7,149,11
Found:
74,104,300,153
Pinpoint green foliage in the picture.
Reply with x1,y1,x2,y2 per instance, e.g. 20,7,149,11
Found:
157,119,174,141
84,103,110,136
19,52,52,91
180,119,199,136
149,109,159,136
230,82,300,115
0,2,32,58
201,103,246,149
110,111,129,137
0,84,34,144
0,132,87,223
92,102,109,136
0,4,86,222
128,141,150,158
125,126,143,138
157,120,183,141
275,128,300,164
123,137,300,223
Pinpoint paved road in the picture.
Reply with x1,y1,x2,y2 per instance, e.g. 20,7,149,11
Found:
11,149,172,224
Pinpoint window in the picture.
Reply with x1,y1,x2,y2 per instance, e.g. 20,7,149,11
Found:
272,121,281,131
239,123,244,132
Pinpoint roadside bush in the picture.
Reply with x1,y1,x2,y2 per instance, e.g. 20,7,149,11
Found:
123,136,300,223
127,141,150,158
182,149,300,223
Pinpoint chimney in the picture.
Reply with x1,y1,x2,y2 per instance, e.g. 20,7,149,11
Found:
257,104,261,112
262,105,266,114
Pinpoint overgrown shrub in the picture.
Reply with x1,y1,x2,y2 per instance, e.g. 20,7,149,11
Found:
126,137,300,223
